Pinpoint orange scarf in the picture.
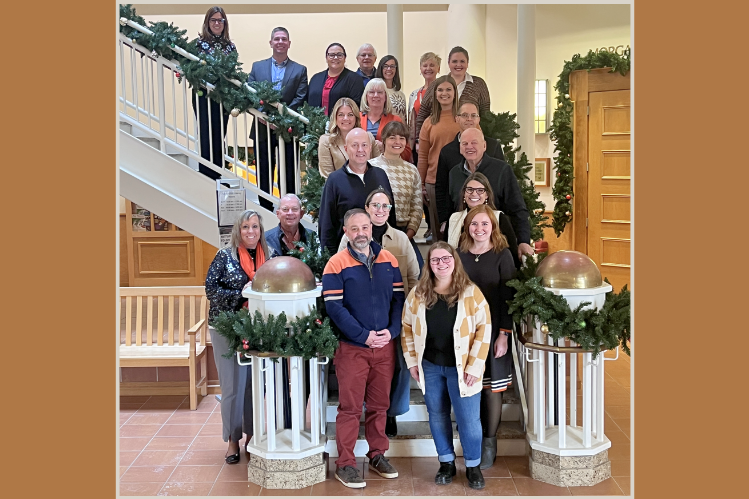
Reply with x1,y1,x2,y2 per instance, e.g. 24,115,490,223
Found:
239,244,266,281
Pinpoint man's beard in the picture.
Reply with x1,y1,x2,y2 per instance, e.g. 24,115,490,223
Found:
353,235,370,251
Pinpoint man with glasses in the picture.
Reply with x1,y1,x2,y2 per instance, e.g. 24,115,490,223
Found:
355,44,378,86
264,194,316,256
322,208,405,488
247,27,309,210
448,128,533,262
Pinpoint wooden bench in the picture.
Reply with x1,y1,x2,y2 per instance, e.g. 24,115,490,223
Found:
119,286,209,410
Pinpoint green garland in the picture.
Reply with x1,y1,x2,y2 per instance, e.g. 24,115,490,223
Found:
548,49,631,236
286,232,332,280
298,103,329,220
212,308,338,361
506,253,630,357
481,110,550,241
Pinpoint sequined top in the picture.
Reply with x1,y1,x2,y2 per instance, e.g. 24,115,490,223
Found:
205,247,250,324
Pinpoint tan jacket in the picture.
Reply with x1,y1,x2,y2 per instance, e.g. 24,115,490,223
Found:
447,209,503,248
401,284,492,397
338,224,420,295
317,132,382,178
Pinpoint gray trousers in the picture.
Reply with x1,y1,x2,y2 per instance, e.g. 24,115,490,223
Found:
210,326,253,442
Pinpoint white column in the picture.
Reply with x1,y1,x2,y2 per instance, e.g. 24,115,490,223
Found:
517,5,536,167
386,5,404,66
446,4,487,78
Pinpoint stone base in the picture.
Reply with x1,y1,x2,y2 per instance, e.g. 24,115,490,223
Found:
529,448,610,487
247,452,326,489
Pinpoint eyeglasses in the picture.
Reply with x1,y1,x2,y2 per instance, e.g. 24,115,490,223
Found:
209,18,225,25
429,255,454,264
382,64,396,70
465,187,487,195
327,52,346,59
279,206,301,213
368,202,392,211
459,113,480,119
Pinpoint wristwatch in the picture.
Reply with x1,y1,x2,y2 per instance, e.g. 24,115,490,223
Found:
500,331,511,337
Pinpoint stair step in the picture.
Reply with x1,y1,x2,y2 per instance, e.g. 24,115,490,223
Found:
140,137,160,149
325,420,524,441
168,153,189,165
327,388,520,406
119,121,132,134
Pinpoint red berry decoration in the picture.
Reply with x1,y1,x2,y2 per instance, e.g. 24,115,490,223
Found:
259,100,264,105
566,194,571,200
315,319,323,326
175,72,181,78
242,344,250,350
298,247,304,252
288,127,293,133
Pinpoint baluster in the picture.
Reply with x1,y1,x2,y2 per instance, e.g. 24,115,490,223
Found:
595,354,605,441
278,135,287,197
275,360,284,430
582,352,592,447
570,341,577,427
251,355,264,446
557,348,566,448
290,356,303,451
309,358,320,446
157,61,167,152
265,358,276,451
547,336,554,427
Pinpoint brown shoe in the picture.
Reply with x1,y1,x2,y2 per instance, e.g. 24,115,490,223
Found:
335,466,366,488
369,454,398,478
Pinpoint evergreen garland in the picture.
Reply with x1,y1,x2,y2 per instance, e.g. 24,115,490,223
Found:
506,253,630,357
548,49,631,236
297,103,329,219
213,308,338,361
286,232,332,280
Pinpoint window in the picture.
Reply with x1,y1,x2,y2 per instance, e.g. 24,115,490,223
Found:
535,79,548,134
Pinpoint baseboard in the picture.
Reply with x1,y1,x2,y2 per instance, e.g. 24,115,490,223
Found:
120,381,190,396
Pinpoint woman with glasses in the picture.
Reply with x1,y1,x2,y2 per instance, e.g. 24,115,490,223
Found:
401,240,490,490
338,187,420,438
318,98,382,178
192,6,237,180
308,43,365,116
375,55,407,123
418,75,461,242
456,204,517,470
359,78,412,162
446,173,518,266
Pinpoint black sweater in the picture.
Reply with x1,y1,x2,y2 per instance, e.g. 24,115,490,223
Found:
308,68,365,115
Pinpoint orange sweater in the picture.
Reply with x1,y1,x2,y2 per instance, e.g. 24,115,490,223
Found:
417,112,461,185
360,112,413,162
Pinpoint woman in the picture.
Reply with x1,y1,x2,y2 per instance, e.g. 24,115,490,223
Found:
408,52,441,152
308,43,365,116
413,46,491,143
447,173,520,270
457,205,517,470
360,78,412,162
401,241,490,490
418,75,460,242
205,210,271,464
192,6,237,180
317,98,382,178
338,188,421,438
375,55,407,123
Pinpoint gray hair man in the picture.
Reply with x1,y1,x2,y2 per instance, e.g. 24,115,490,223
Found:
355,43,378,86
264,193,316,256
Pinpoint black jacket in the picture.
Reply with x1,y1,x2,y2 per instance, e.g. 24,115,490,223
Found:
447,154,531,245
308,68,365,115
435,133,505,225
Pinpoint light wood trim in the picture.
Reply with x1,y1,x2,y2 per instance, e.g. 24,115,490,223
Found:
120,286,205,296
189,295,196,346
157,296,164,346
178,296,185,346
120,381,190,396
135,296,143,346
146,296,153,346
587,68,630,92
187,319,205,336
136,240,192,275
125,296,132,346
168,295,175,345
569,69,588,254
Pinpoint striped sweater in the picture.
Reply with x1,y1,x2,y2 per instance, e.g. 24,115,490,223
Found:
401,284,492,398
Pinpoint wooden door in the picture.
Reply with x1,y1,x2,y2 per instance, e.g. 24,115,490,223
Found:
587,90,631,292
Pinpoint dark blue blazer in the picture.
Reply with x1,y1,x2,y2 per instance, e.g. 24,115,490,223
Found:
247,57,308,110
308,67,365,115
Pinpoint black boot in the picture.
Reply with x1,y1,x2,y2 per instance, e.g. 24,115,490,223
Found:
466,465,485,490
480,436,497,469
385,415,398,437
434,460,457,485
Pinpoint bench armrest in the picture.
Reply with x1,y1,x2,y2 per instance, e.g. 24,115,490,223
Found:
187,319,206,336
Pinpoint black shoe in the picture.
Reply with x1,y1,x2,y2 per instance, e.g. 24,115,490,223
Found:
335,465,366,488
434,460,457,485
385,416,398,437
466,465,485,490
480,436,497,470
225,450,240,464
368,454,398,478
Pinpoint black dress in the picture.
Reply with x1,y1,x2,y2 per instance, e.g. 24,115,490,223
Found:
459,248,516,392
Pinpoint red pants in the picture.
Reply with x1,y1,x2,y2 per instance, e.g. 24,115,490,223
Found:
334,340,395,468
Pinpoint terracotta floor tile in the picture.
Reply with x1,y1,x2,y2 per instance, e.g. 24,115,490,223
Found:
168,464,223,483
158,481,214,496
198,424,225,436
609,459,630,477
464,477,518,496
121,465,177,482
208,411,224,424
144,437,193,452
217,460,252,481
210,481,262,496
132,450,186,467
191,436,229,451
156,424,204,438
120,451,141,467
261,485,313,495
568,477,623,495
512,477,570,496
126,412,173,425
119,482,165,496
410,477,466,496
121,424,163,438
604,406,630,419
120,466,129,478
120,437,152,452
503,456,531,479
361,457,412,480
613,418,630,437
605,430,629,447
310,478,364,495
612,476,630,495
178,397,218,412
121,414,135,425
120,403,147,410
409,457,446,480
607,442,631,461
167,411,212,425
361,477,414,495
479,457,512,478
180,450,227,466
604,396,631,407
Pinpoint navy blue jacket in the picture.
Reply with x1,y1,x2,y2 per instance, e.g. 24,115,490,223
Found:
247,57,308,110
265,223,316,256
322,241,405,348
318,161,397,254
308,67,365,115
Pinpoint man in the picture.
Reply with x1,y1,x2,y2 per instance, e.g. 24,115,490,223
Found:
265,194,316,256
434,101,505,237
448,128,534,261
247,27,308,210
318,128,397,255
322,208,405,488
355,44,378,86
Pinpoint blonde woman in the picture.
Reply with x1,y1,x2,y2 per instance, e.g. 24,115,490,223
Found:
360,78,412,162
408,52,441,152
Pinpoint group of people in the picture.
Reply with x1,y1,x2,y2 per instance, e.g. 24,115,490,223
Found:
200,4,538,492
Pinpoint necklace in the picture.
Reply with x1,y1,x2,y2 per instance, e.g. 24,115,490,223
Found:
472,247,490,262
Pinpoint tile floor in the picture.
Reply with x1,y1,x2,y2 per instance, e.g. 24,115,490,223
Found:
119,345,631,496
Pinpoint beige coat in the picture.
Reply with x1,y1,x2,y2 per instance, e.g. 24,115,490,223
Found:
401,284,492,397
338,224,420,295
447,209,503,248
317,132,383,178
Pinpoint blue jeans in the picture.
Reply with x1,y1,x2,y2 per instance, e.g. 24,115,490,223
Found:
421,358,482,468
